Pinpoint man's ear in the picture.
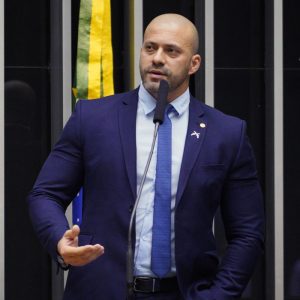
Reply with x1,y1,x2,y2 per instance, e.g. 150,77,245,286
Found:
189,54,201,75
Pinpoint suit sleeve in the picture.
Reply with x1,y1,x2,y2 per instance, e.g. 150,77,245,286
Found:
194,121,265,300
27,101,84,260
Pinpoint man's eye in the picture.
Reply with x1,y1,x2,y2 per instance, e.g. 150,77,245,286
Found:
145,45,154,51
167,48,179,56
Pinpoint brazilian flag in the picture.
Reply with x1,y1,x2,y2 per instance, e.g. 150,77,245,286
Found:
72,0,114,225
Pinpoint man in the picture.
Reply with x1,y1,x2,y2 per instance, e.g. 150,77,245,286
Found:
28,14,264,299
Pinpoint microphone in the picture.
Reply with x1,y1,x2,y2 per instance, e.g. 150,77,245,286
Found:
153,79,169,124
126,80,169,299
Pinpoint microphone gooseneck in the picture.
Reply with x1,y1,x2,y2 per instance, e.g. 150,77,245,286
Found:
153,79,169,124
126,80,169,299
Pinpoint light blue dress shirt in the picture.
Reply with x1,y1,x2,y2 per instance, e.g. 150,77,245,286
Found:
134,83,190,277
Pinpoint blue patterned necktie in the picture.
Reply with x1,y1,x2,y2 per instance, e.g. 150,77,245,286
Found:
151,105,174,278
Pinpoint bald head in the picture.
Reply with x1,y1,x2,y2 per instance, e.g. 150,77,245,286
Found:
144,14,199,54
140,13,201,101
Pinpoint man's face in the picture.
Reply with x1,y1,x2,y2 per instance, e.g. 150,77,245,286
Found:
139,21,200,101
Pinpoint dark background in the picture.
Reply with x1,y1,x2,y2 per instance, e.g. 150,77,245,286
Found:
5,0,51,299
283,0,300,299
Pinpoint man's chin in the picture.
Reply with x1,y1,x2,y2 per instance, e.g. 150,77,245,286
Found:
143,81,160,94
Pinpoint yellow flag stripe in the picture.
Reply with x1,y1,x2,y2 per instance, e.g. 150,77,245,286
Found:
88,0,104,99
76,0,114,100
102,0,114,96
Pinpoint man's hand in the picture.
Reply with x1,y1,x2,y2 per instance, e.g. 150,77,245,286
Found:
57,225,104,266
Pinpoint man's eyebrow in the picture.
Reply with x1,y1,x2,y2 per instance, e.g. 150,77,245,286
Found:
143,41,156,45
144,41,181,49
164,44,180,49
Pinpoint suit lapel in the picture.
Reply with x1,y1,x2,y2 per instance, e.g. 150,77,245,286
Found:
118,89,139,200
118,91,207,205
176,97,207,206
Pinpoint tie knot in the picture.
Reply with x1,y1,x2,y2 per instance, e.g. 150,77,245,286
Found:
166,105,178,118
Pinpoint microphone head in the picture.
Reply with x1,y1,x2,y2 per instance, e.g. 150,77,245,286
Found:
153,80,169,124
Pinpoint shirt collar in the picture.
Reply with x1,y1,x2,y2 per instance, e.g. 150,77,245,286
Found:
138,83,190,117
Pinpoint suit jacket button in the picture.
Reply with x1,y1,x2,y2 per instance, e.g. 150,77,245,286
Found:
129,205,133,213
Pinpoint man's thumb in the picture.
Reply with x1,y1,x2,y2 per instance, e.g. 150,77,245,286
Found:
71,225,80,237
65,224,80,239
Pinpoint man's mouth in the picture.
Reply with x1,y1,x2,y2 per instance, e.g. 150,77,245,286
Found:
149,69,164,75
148,70,167,79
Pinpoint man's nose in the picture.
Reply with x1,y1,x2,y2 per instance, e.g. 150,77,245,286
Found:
152,48,165,66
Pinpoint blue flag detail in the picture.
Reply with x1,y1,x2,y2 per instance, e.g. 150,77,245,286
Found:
72,188,83,225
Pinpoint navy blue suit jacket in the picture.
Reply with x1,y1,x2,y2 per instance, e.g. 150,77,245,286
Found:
28,88,264,300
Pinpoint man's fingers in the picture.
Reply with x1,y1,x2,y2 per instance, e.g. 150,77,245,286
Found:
62,244,103,256
61,244,104,266
73,244,104,263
